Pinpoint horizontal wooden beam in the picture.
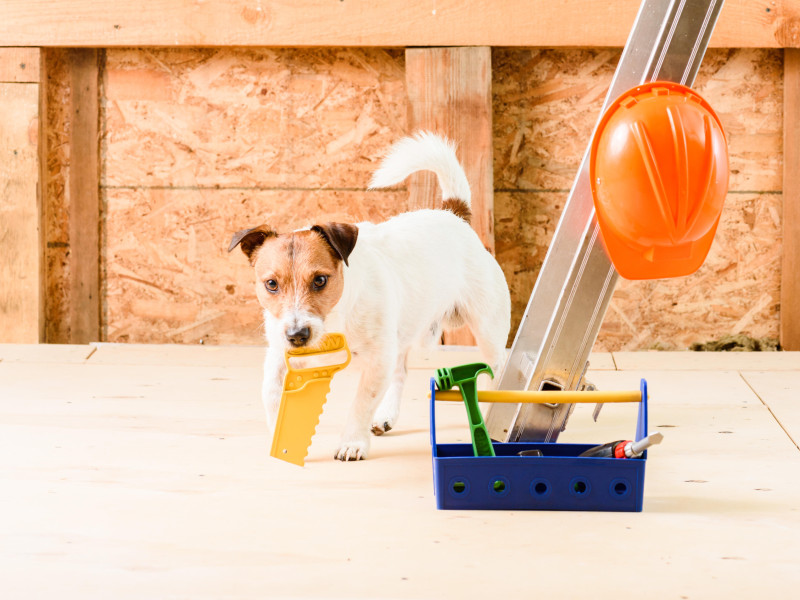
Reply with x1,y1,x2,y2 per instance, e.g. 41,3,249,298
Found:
0,0,795,48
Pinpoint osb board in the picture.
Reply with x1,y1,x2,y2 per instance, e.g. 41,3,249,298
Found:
102,48,406,189
0,83,40,343
100,48,407,344
104,188,406,344
493,48,783,194
494,190,562,339
492,48,783,350
604,192,782,350
602,48,783,350
50,46,782,348
42,48,73,344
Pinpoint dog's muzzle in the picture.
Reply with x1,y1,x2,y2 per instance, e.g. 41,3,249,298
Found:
286,326,311,347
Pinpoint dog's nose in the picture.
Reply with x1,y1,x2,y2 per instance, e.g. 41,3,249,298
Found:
286,326,311,347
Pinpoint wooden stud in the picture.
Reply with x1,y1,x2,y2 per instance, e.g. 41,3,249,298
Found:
781,49,800,350
405,46,493,345
0,49,42,342
66,49,101,343
38,49,49,344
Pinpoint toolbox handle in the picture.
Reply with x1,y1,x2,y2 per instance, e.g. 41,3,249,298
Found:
430,378,649,449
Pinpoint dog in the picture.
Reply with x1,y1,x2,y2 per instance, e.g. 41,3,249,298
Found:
229,132,511,461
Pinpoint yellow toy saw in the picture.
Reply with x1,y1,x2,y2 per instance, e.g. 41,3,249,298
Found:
270,333,351,466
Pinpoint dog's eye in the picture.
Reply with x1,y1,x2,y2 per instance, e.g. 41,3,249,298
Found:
265,279,279,293
312,275,328,290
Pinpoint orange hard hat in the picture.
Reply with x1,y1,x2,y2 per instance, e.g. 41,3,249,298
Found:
589,81,729,280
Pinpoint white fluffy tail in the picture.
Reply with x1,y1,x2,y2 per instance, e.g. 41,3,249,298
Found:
368,131,471,206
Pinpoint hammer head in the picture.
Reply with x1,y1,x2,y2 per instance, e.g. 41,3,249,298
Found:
435,362,494,390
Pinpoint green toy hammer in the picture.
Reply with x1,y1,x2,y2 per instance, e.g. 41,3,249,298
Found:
435,363,496,457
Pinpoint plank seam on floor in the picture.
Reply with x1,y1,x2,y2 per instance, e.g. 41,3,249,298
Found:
739,371,800,451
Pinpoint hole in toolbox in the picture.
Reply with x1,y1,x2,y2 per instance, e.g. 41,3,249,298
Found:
611,478,631,498
569,477,591,497
489,477,510,495
531,479,550,497
452,480,467,494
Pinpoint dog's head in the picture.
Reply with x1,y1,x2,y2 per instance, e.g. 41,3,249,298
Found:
229,222,358,349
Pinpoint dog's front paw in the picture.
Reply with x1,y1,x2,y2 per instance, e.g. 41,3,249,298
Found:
334,439,369,461
371,397,399,436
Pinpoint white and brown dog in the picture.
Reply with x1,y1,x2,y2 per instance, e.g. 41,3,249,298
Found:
229,132,511,461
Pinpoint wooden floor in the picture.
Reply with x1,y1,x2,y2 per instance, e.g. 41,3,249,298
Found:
1,343,799,598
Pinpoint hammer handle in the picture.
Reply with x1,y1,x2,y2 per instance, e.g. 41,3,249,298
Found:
433,389,641,404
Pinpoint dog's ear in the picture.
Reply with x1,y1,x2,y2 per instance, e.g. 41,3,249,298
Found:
311,222,359,266
228,225,277,265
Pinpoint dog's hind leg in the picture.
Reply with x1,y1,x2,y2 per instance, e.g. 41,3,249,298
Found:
371,351,407,436
472,325,509,383
460,302,510,381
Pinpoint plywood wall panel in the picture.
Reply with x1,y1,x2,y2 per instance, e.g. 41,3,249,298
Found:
86,46,785,348
492,48,783,350
493,48,619,193
601,192,782,351
100,48,408,344
494,191,562,341
103,48,406,190
694,49,783,193
493,48,783,194
104,186,407,344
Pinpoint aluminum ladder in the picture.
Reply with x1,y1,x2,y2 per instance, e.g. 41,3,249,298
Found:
486,0,727,442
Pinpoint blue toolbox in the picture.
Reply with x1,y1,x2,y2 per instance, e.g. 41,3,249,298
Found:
430,367,651,512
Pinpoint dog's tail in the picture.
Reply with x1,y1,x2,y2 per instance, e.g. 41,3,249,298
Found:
369,131,472,219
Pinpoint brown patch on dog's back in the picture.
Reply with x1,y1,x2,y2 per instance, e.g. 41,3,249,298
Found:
442,198,472,223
